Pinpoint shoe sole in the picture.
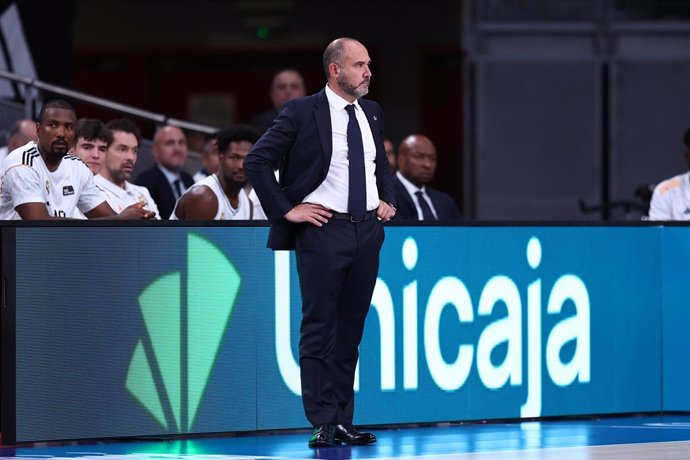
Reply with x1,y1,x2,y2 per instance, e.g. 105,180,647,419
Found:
333,438,377,445
308,442,335,448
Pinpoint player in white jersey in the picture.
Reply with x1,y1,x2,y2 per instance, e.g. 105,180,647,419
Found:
95,175,161,218
0,141,104,219
648,127,690,220
171,173,253,220
95,118,161,218
248,186,268,220
648,172,690,220
0,99,155,220
172,124,265,220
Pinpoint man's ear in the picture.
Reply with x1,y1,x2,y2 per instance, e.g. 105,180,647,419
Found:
329,62,340,79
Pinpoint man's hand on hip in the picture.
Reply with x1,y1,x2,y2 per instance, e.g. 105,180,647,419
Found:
377,201,396,222
285,203,333,227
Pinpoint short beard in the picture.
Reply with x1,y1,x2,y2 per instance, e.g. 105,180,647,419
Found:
111,167,131,184
337,73,369,99
219,172,246,191
49,146,69,157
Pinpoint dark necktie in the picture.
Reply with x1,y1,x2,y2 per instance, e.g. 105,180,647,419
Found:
173,179,183,199
415,190,436,220
345,104,366,219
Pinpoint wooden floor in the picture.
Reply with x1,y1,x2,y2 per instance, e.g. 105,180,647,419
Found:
3,414,690,459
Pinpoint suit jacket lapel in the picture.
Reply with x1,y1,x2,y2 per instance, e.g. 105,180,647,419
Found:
360,103,380,141
314,90,333,179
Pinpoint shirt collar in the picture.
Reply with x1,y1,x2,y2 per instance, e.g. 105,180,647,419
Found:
396,170,426,196
325,84,361,113
95,174,128,197
157,164,181,185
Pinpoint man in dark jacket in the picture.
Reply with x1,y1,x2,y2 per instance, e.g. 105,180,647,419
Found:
134,125,194,219
393,134,462,220
245,37,396,448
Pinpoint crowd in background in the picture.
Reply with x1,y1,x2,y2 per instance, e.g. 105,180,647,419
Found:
0,66,470,222
3,65,688,222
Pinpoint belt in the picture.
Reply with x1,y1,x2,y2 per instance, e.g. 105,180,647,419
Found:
329,210,376,223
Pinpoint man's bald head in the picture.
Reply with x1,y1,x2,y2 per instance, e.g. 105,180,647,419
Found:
153,125,188,172
397,134,437,187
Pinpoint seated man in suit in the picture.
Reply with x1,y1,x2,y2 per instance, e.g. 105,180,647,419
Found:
134,125,194,219
393,134,462,220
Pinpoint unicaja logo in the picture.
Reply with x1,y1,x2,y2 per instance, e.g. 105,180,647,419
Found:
275,235,591,418
126,234,240,432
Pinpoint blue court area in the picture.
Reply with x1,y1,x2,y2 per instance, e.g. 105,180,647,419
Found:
3,414,690,460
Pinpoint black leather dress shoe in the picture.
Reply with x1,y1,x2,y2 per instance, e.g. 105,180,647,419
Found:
308,424,335,448
333,423,377,445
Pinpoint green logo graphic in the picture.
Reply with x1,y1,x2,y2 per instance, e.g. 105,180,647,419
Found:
126,233,241,432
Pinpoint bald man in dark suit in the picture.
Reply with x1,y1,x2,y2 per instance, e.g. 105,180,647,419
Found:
245,37,396,448
134,125,194,219
393,134,462,221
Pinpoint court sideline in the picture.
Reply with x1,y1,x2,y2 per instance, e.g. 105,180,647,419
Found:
2,414,690,460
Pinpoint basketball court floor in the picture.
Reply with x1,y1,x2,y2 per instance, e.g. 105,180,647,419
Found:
3,413,690,460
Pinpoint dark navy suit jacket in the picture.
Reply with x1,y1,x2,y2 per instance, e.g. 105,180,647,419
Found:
392,175,462,220
134,165,194,219
244,88,396,249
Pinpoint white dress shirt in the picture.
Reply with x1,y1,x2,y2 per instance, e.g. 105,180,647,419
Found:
303,84,379,213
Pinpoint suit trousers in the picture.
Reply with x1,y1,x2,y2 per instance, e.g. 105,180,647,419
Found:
295,216,384,426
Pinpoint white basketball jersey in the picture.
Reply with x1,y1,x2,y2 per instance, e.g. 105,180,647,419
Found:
0,141,105,219
170,174,252,220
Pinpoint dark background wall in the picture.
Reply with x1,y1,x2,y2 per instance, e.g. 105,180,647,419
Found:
465,0,690,220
